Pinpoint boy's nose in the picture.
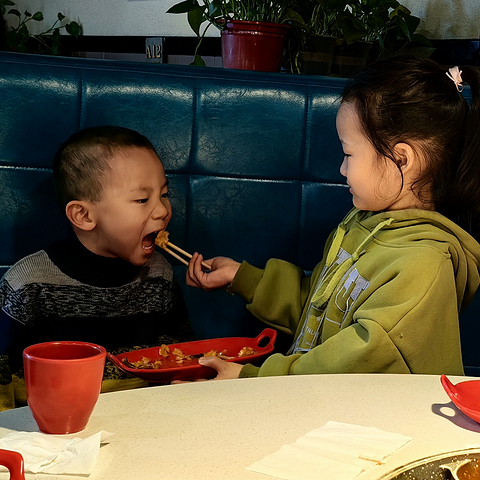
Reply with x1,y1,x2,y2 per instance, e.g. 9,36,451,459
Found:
153,198,170,219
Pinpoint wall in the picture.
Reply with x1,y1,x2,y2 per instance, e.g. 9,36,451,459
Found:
4,0,480,40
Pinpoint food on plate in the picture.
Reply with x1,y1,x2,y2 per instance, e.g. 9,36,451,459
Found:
238,346,256,357
172,348,193,364
159,344,170,357
204,349,232,359
122,356,163,369
121,345,258,370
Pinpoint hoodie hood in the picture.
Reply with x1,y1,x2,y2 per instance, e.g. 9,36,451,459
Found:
314,208,480,313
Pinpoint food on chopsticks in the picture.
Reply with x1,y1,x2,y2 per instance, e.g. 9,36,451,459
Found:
155,231,210,269
122,344,258,370
155,230,170,249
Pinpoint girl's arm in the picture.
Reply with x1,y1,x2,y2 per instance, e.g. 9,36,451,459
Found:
240,255,464,377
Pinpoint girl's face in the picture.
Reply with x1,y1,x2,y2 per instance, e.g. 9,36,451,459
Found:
337,101,417,212
86,147,172,266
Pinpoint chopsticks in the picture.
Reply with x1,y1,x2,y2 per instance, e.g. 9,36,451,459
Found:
155,231,211,270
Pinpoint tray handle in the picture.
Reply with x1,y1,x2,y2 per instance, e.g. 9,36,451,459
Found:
0,449,25,480
107,353,129,372
254,328,277,350
441,374,457,400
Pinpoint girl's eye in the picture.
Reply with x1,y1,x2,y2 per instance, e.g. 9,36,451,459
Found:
136,198,149,204
161,192,169,199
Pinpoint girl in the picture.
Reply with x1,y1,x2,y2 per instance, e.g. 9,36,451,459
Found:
186,55,480,380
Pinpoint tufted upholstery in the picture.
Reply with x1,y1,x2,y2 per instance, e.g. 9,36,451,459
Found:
1,51,479,374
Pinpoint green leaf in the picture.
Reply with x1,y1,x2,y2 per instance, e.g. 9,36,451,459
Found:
66,21,82,38
397,5,411,15
8,8,21,17
283,8,305,26
32,11,44,21
411,33,432,47
57,12,65,21
166,0,199,14
338,14,368,44
0,0,14,16
190,54,206,66
209,0,224,17
187,7,204,37
403,14,420,34
382,0,400,9
17,23,29,41
394,18,411,40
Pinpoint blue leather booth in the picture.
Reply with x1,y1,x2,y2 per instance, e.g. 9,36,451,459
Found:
0,51,479,374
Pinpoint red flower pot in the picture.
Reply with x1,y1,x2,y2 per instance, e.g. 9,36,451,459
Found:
221,20,290,72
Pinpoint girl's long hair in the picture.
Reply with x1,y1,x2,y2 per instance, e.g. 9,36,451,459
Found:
341,55,480,239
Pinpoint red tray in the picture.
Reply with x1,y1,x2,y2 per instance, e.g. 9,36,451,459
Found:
107,328,276,383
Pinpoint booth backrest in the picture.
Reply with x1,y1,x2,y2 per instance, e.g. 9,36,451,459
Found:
0,51,479,374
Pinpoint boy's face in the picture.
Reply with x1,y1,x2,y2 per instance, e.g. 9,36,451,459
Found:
87,147,172,266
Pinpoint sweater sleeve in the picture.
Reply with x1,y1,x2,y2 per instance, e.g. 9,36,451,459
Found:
239,250,465,378
0,309,24,411
228,259,315,337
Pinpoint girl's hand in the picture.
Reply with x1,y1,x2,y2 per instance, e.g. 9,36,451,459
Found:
170,356,243,384
198,356,243,380
186,252,241,291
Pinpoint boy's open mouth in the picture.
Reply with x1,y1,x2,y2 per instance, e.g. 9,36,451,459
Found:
142,231,158,251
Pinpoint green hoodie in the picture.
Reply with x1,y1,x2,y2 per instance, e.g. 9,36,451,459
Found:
229,208,480,377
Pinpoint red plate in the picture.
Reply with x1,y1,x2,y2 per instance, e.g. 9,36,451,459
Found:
107,328,277,383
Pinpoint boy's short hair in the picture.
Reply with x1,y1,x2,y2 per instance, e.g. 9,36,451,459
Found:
53,125,158,209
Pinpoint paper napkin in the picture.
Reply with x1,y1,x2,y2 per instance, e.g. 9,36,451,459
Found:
246,421,412,480
0,430,113,475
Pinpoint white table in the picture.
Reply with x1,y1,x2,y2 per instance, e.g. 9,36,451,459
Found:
1,374,480,480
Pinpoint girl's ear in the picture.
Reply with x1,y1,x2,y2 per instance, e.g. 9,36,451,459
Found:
65,200,96,231
393,142,416,171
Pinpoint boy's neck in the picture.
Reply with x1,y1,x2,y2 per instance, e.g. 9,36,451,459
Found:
46,234,143,287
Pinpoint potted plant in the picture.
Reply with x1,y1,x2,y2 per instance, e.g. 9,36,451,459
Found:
284,0,345,75
285,0,432,77
167,0,301,72
0,0,81,55
333,0,433,76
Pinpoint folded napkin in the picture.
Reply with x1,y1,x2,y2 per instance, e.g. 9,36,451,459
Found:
246,421,412,480
0,430,113,475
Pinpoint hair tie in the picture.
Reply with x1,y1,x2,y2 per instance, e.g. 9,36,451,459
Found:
446,66,464,92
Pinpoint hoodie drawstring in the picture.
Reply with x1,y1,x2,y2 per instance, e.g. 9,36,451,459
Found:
312,217,394,310
295,215,394,352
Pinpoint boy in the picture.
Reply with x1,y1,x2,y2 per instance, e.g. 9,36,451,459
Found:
0,126,193,410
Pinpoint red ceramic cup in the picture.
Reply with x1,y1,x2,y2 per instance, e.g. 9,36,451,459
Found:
23,341,106,434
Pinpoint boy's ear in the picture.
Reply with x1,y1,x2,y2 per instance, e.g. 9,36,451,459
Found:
65,200,96,231
393,142,416,171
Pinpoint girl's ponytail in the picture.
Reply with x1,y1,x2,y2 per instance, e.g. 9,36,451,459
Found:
439,66,480,238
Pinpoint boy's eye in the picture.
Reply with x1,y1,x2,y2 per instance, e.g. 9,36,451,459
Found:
136,198,149,204
161,192,169,199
